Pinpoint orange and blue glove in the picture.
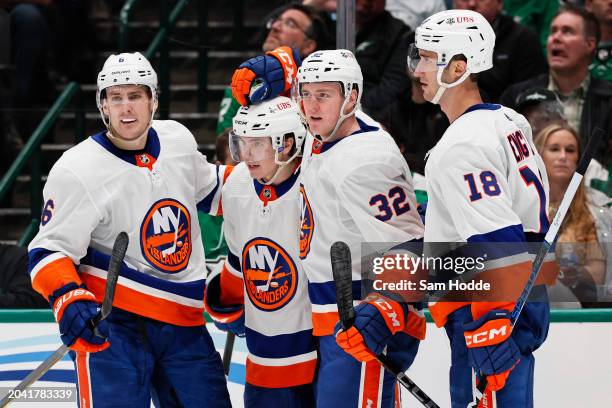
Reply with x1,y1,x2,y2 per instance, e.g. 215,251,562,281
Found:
231,46,301,106
335,293,414,362
463,309,521,391
51,283,110,353
204,272,245,337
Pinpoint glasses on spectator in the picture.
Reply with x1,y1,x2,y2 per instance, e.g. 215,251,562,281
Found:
266,16,311,38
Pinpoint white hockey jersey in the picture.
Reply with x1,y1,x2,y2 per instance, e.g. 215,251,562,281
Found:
424,104,556,324
28,120,230,326
299,112,425,336
211,162,316,388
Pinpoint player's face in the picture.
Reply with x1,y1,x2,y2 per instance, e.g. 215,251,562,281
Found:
102,85,154,142
263,9,314,56
547,12,596,73
238,137,278,180
300,82,346,138
412,50,441,102
541,129,579,184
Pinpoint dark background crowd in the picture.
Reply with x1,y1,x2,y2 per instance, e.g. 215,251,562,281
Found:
0,0,610,309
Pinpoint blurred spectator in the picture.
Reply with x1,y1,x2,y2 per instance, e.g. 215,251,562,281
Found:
0,1,54,140
355,0,412,117
501,4,612,165
377,73,449,175
534,123,611,307
504,0,560,55
514,87,567,136
216,3,332,135
302,0,337,14
0,243,48,308
453,0,548,102
586,0,612,81
215,129,237,166
385,0,446,29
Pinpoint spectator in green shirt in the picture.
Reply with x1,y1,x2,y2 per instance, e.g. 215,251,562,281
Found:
586,0,612,81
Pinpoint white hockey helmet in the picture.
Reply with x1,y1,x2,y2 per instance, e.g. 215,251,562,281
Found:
230,96,306,168
295,49,363,140
297,49,363,105
409,10,495,103
96,52,158,127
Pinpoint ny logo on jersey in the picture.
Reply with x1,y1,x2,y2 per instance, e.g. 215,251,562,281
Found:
299,185,314,259
243,238,298,311
141,198,192,273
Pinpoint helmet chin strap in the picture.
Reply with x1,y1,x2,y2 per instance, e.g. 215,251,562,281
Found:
322,93,357,142
430,67,471,105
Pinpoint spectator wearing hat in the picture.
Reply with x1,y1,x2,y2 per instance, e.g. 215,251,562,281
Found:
514,87,567,136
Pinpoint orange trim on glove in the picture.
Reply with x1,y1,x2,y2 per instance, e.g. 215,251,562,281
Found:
266,46,298,92
52,288,98,322
336,326,378,362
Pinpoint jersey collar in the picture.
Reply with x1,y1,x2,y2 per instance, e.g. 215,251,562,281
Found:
311,117,379,155
92,128,161,170
253,165,301,206
462,103,501,116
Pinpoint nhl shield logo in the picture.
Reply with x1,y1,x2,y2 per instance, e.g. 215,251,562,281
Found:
140,198,192,273
243,237,298,311
299,184,314,259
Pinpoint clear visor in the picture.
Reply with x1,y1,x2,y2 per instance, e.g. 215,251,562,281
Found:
229,132,275,163
407,44,442,76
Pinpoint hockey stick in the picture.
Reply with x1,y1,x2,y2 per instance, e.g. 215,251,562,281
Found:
469,127,605,408
331,241,440,408
0,231,129,408
222,332,235,375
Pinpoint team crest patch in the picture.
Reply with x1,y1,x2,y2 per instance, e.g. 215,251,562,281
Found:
140,198,192,273
299,184,314,259
243,237,298,311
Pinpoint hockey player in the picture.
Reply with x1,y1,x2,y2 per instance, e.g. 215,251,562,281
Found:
204,96,317,407
409,10,555,407
27,52,231,407
294,50,425,408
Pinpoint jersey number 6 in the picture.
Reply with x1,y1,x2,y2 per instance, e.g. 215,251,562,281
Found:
369,186,411,221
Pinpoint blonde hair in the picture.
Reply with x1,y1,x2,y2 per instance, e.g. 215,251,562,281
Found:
534,124,596,243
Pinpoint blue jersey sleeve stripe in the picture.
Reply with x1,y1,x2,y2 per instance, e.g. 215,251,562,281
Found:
227,249,241,272
244,327,315,359
196,165,221,214
28,248,57,275
467,224,526,243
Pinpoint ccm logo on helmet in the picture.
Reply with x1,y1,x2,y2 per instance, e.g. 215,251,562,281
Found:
302,67,319,72
235,120,248,125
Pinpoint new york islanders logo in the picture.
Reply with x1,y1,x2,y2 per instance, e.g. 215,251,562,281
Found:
299,184,314,259
243,238,298,311
141,198,192,273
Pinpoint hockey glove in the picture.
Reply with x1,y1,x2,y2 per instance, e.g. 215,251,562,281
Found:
204,273,245,337
231,46,301,106
335,293,410,362
463,309,521,391
51,283,110,353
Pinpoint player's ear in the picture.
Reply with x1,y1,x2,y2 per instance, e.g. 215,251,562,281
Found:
344,87,358,114
101,100,110,117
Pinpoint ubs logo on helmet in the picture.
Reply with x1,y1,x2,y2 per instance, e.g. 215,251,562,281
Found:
140,198,192,273
299,184,314,259
243,238,298,311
